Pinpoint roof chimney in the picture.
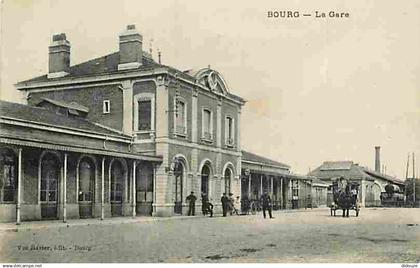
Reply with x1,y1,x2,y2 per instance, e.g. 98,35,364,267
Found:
48,33,70,79
118,25,143,71
375,146,381,173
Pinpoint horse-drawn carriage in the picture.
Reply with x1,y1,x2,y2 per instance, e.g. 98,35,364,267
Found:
330,177,360,217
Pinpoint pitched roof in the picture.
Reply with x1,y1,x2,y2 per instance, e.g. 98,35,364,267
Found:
16,52,160,85
320,161,353,171
361,167,405,185
16,51,245,104
309,161,367,180
37,97,89,113
0,100,127,138
311,177,329,187
241,150,290,169
309,160,405,185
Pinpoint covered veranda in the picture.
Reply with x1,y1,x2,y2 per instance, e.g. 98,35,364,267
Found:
240,150,313,210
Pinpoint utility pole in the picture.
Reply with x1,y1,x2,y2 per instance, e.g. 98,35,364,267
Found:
413,152,416,208
404,153,410,205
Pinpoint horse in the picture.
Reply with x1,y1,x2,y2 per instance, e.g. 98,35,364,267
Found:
331,184,359,217
336,190,355,217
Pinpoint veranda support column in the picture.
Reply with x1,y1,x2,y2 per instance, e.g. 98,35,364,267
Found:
260,174,263,196
248,173,251,199
280,178,283,209
132,161,136,218
270,176,274,197
63,153,67,223
16,148,22,225
152,164,157,216
101,157,105,220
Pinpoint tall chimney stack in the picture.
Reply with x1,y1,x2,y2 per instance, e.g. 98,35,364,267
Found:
48,33,70,78
118,25,143,71
375,146,381,173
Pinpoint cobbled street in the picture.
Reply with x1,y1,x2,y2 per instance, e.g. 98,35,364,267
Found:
0,208,419,263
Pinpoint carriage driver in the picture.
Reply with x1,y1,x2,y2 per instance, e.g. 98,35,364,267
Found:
350,185,358,203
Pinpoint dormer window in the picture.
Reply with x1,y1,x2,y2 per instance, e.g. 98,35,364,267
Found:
35,97,89,118
174,97,187,136
103,100,110,114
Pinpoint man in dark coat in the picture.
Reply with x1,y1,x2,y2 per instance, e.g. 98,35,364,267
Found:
186,191,197,216
221,193,229,217
260,191,273,219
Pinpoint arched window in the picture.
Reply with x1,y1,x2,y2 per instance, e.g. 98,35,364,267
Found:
173,159,184,214
201,165,210,196
0,149,17,203
224,168,232,195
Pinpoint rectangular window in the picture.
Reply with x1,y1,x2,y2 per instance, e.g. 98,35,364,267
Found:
202,109,212,140
292,180,299,199
103,100,110,114
138,100,152,131
225,116,234,146
2,157,16,202
176,100,186,134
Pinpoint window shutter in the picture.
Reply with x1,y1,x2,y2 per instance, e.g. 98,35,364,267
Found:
225,117,228,145
232,117,235,144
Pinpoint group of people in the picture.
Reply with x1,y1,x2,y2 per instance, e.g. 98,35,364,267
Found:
185,191,274,219
221,192,240,217
186,191,213,217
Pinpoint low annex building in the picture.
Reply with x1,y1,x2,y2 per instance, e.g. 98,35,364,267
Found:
308,147,405,207
241,151,315,210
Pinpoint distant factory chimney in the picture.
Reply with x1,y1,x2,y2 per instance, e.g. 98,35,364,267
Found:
375,146,381,173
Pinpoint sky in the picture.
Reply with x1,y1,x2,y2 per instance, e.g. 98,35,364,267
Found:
0,0,419,178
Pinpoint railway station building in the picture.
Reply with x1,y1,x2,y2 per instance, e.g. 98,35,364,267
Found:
0,25,312,223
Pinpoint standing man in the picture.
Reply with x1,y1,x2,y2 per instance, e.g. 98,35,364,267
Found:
260,191,274,219
186,191,197,216
221,193,229,217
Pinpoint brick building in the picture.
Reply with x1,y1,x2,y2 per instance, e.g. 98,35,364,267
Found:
0,25,246,223
0,25,313,223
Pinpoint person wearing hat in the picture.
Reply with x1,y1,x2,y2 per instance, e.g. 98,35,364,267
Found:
260,190,273,219
186,191,197,216
221,193,229,217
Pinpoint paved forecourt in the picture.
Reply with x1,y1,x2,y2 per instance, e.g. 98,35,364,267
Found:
0,208,418,263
